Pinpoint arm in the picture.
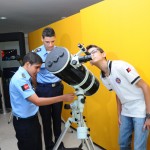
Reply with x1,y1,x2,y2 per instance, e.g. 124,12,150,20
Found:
116,94,122,126
136,79,150,130
27,93,75,106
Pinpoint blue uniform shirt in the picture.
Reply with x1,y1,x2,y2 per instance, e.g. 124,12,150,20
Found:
33,45,61,83
9,67,38,118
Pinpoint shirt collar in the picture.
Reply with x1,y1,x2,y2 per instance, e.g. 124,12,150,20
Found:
41,45,57,56
101,60,112,78
107,60,112,74
41,45,47,56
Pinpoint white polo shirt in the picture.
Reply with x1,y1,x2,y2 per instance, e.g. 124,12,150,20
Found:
101,60,146,118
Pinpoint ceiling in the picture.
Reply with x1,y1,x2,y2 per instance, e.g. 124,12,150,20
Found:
0,0,101,34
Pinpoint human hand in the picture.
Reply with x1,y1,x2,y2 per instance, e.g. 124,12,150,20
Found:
118,115,122,127
143,119,150,130
63,93,75,102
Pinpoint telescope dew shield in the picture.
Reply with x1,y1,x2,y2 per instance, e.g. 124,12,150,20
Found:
45,47,99,96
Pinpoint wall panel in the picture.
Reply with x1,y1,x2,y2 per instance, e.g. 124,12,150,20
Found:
28,0,150,149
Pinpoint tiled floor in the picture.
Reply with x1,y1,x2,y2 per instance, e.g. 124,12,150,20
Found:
0,112,102,150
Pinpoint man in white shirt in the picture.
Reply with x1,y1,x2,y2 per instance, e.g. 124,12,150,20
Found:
86,44,150,150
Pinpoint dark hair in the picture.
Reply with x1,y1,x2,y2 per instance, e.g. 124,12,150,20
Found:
42,27,55,38
22,52,42,65
86,45,104,53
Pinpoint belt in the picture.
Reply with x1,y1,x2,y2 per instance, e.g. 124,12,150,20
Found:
13,113,37,120
37,81,61,87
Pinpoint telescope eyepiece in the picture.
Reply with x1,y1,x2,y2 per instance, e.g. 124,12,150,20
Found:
78,55,92,63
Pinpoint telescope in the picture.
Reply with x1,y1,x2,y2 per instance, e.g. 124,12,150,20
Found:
45,43,99,96
45,44,100,150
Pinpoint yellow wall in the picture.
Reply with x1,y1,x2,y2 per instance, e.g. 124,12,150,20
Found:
28,0,150,149
80,0,150,149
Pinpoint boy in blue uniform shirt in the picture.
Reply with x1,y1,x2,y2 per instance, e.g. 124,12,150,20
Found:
9,52,75,150
33,27,65,150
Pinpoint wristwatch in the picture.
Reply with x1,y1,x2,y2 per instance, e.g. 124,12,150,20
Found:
146,113,150,119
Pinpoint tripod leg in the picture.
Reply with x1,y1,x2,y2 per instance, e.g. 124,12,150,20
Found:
53,126,68,150
8,111,13,124
53,118,73,150
88,137,95,150
84,139,91,150
84,138,95,150
61,116,73,133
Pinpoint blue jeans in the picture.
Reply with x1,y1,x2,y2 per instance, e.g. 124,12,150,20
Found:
119,115,149,150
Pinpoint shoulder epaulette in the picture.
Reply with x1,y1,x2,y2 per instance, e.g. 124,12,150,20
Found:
32,48,41,53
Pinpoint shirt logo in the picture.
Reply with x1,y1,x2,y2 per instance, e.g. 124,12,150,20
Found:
116,78,121,84
21,84,29,91
126,67,131,73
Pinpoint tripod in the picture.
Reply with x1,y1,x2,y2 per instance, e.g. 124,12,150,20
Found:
53,88,95,150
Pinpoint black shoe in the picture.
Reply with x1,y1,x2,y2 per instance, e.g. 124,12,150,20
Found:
46,142,55,150
58,142,66,150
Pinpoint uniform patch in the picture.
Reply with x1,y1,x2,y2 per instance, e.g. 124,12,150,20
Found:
22,73,26,78
21,84,29,91
126,67,131,73
116,78,121,84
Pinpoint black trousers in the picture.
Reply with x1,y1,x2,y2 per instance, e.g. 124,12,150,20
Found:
13,114,42,150
36,82,63,150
